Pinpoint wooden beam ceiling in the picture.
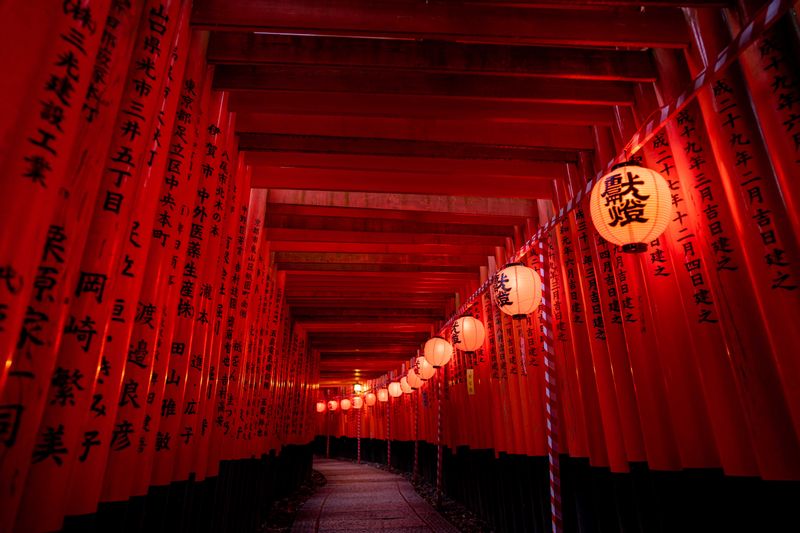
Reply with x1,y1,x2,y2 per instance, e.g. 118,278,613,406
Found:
192,1,690,48
191,0,716,385
208,33,658,82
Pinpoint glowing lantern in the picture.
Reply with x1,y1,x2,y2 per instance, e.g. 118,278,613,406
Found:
451,316,485,352
416,356,436,380
353,396,364,409
340,398,352,411
365,392,377,406
378,388,389,402
493,263,541,318
328,400,339,411
354,383,363,393
400,376,413,394
424,336,453,368
388,382,403,398
589,162,672,253
316,401,326,413
407,368,423,389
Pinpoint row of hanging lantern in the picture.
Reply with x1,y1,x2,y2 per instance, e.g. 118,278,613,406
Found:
314,161,673,412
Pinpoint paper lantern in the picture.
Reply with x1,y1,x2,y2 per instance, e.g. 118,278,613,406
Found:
354,383,363,393
353,396,364,409
316,401,326,413
424,336,453,368
407,368,423,389
378,388,389,402
589,162,672,253
400,376,413,394
415,356,436,380
328,400,339,411
493,263,542,318
451,316,486,352
340,398,352,411
388,382,403,398
365,392,377,406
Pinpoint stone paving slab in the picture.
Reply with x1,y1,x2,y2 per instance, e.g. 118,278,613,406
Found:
291,458,460,533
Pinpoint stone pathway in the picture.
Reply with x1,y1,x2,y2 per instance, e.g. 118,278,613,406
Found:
291,458,460,533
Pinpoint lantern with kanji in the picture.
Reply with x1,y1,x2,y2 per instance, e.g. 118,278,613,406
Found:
416,356,436,380
353,396,364,409
388,381,403,398
424,336,453,368
589,162,672,253
493,263,541,319
378,388,389,402
316,401,326,413
407,368,423,389
451,316,486,352
400,376,413,394
341,398,352,411
328,400,339,411
365,392,377,406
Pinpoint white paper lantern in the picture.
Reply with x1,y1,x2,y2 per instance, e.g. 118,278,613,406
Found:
316,401,326,413
388,382,403,398
365,392,377,406
378,388,389,402
415,356,436,380
493,263,542,318
407,368,423,389
451,316,486,352
400,376,413,394
423,336,453,368
353,396,364,409
327,400,339,411
589,163,672,253
340,398,352,411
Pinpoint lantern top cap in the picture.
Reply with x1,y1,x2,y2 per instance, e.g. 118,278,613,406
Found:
610,159,641,171
501,261,525,269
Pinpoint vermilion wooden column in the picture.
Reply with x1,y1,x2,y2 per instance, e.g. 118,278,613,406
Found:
66,3,194,517
0,1,113,394
15,3,183,531
148,89,228,487
175,112,240,482
633,84,759,476
206,182,263,477
130,66,217,498
653,49,800,480
562,161,627,473
479,266,508,454
684,8,800,466
101,32,211,504
0,3,143,529
168,94,236,484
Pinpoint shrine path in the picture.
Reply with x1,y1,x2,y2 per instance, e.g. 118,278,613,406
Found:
291,458,460,533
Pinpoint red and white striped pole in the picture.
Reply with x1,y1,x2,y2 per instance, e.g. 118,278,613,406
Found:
413,391,419,482
386,392,392,468
357,403,362,464
326,407,331,459
436,365,444,509
539,237,563,533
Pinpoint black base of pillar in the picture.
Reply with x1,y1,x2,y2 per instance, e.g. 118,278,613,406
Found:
54,442,314,533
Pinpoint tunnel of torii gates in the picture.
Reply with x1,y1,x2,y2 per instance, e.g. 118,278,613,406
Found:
1,0,800,532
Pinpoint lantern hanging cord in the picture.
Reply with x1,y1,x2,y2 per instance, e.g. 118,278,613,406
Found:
437,0,793,335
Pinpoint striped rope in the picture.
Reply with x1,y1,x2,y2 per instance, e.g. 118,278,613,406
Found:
326,411,331,458
413,395,420,482
357,405,362,464
439,0,794,333
436,368,444,508
387,399,392,468
539,238,563,533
